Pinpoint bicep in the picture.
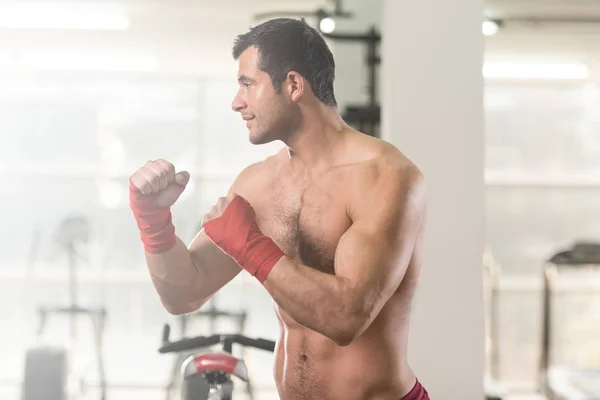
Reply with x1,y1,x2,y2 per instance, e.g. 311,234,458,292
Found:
334,222,418,307
335,168,427,307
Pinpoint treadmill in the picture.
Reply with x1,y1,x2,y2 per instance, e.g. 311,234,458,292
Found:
540,242,600,400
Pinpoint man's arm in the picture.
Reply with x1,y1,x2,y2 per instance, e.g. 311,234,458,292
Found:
262,163,427,345
133,160,259,315
145,234,242,315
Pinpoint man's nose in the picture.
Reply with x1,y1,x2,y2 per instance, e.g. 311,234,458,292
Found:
232,92,246,112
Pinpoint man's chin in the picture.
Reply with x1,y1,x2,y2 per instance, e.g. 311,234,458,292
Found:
249,131,272,145
249,137,268,145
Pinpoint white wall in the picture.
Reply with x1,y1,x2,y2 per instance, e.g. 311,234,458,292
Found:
381,0,485,398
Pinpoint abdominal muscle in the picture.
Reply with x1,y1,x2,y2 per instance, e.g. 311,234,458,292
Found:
272,301,416,400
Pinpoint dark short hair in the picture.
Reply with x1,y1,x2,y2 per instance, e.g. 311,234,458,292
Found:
232,18,337,107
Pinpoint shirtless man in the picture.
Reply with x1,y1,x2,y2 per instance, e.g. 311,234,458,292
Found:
129,18,429,400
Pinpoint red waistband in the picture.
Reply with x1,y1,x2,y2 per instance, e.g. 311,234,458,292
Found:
401,379,429,400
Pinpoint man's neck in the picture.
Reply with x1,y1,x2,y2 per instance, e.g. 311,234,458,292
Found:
283,105,348,168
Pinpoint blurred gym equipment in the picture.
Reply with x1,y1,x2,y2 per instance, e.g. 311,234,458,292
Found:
164,297,250,400
318,17,381,138
540,242,600,400
483,247,504,400
21,216,107,400
159,324,275,400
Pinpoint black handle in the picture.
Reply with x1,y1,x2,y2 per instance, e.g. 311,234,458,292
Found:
159,335,221,354
162,324,170,343
234,336,276,352
252,338,276,352
158,333,276,354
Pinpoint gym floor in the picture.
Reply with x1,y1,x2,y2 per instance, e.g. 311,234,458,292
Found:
0,387,547,400
0,388,280,400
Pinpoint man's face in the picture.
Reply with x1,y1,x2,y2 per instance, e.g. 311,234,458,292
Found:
231,46,298,144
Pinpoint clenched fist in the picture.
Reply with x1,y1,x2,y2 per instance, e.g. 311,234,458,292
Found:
129,159,190,207
201,193,284,284
202,193,238,225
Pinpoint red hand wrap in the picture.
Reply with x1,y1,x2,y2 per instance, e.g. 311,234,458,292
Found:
203,196,284,283
129,182,177,254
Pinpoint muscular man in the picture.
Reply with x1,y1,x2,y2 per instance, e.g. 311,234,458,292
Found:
129,18,429,400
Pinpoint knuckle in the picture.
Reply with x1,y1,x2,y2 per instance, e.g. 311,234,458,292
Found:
158,158,174,170
133,174,145,185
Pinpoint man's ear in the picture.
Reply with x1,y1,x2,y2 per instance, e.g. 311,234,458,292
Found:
285,71,304,102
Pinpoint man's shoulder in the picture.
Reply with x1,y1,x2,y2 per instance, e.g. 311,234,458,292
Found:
353,138,424,192
229,150,284,194
346,130,422,177
347,145,426,222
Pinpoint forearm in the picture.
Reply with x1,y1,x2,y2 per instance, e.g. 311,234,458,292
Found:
128,163,223,314
201,197,368,343
145,238,206,314
263,256,365,345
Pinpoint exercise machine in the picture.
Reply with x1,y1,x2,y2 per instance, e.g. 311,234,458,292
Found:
164,297,249,400
540,241,600,399
483,247,505,400
21,216,107,400
159,324,275,400
317,11,381,138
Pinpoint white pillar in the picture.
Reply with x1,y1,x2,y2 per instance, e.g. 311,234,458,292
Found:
381,1,485,399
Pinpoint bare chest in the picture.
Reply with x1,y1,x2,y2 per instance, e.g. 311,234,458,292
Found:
253,174,351,275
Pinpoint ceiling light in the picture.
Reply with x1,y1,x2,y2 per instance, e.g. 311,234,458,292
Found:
483,62,591,80
0,3,130,30
320,17,336,34
0,51,159,72
482,19,500,36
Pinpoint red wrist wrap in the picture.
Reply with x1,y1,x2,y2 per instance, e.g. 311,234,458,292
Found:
129,182,177,254
203,196,284,283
